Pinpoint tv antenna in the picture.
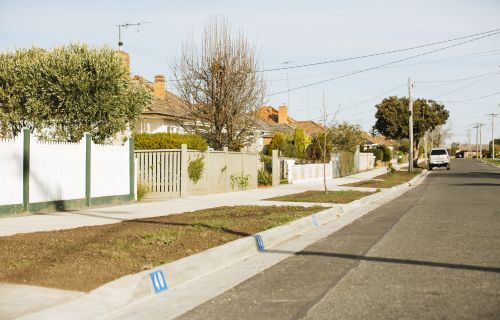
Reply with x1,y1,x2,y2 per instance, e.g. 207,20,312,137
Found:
116,21,150,51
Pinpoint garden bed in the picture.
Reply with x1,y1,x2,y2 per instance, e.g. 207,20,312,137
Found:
265,190,376,203
342,169,422,188
0,205,324,292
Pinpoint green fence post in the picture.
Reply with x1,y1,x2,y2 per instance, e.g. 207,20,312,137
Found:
22,128,30,212
129,137,135,201
85,133,91,207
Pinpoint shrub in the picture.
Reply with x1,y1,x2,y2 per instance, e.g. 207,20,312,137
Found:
230,173,251,190
188,156,205,183
136,183,149,201
258,169,272,186
372,148,384,161
260,154,272,163
134,132,208,151
378,145,392,162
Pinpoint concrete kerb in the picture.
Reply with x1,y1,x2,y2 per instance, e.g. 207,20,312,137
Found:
21,170,429,320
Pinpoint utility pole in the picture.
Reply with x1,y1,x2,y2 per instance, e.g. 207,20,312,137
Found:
466,128,472,158
473,124,479,158
282,61,293,108
478,123,485,158
116,21,150,51
487,113,498,159
408,78,414,172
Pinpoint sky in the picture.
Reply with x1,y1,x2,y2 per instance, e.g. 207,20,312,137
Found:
1,0,499,144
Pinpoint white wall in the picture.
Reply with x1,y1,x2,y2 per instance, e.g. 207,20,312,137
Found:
0,137,23,205
91,142,130,197
30,138,86,203
358,153,375,172
291,163,333,184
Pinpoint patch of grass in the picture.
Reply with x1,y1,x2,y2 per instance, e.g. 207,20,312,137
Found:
0,205,324,292
343,169,422,188
479,158,500,166
266,190,376,203
136,183,149,201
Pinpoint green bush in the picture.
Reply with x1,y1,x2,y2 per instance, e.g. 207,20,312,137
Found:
258,169,272,186
260,154,272,163
372,148,384,161
377,145,392,162
188,156,205,183
134,132,208,151
136,183,149,202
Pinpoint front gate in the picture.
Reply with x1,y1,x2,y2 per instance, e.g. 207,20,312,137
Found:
135,149,181,198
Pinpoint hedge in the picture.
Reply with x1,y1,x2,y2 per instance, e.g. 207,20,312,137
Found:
133,132,208,151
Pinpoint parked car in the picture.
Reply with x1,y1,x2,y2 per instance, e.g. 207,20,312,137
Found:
429,148,450,170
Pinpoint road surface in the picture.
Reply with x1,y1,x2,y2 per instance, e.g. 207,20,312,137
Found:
177,159,500,319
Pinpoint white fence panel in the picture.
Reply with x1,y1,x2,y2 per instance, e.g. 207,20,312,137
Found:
358,153,375,172
30,139,86,203
0,138,23,205
91,143,130,197
291,163,333,183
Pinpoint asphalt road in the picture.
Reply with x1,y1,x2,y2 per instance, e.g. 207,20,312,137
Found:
176,159,500,320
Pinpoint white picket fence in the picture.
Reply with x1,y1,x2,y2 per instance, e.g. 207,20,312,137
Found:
0,137,23,205
0,130,132,213
135,150,181,195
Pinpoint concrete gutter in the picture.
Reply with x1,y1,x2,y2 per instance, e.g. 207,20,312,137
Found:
19,170,429,320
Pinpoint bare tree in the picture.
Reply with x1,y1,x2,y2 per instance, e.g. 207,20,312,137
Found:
316,93,339,193
173,17,265,150
429,124,451,148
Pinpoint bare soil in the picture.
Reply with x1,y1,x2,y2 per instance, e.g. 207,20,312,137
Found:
266,190,375,203
342,169,422,188
0,205,323,292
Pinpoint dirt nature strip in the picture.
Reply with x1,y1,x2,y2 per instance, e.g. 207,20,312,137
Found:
0,205,324,292
265,190,376,203
342,169,422,188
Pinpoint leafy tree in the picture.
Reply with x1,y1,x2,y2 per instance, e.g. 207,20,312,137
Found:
292,127,307,159
0,44,152,142
330,122,364,152
267,132,285,155
173,17,265,150
309,133,333,162
373,96,449,163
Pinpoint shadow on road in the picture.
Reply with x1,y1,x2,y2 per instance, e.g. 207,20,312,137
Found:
263,249,500,274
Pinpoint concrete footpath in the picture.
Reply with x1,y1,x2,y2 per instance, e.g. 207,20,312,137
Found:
0,168,388,236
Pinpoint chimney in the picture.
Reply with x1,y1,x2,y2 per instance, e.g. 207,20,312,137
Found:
278,105,288,124
153,75,166,99
115,51,130,77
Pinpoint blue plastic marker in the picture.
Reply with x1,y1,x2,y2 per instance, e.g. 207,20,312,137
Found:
255,235,265,251
149,270,168,294
312,214,319,226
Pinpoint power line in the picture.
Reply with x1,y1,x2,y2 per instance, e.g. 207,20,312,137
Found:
432,71,500,98
439,91,500,103
259,27,500,72
266,30,500,97
416,68,500,84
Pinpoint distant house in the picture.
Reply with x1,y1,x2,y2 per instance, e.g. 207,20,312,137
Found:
362,132,395,150
133,75,188,135
254,105,325,151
